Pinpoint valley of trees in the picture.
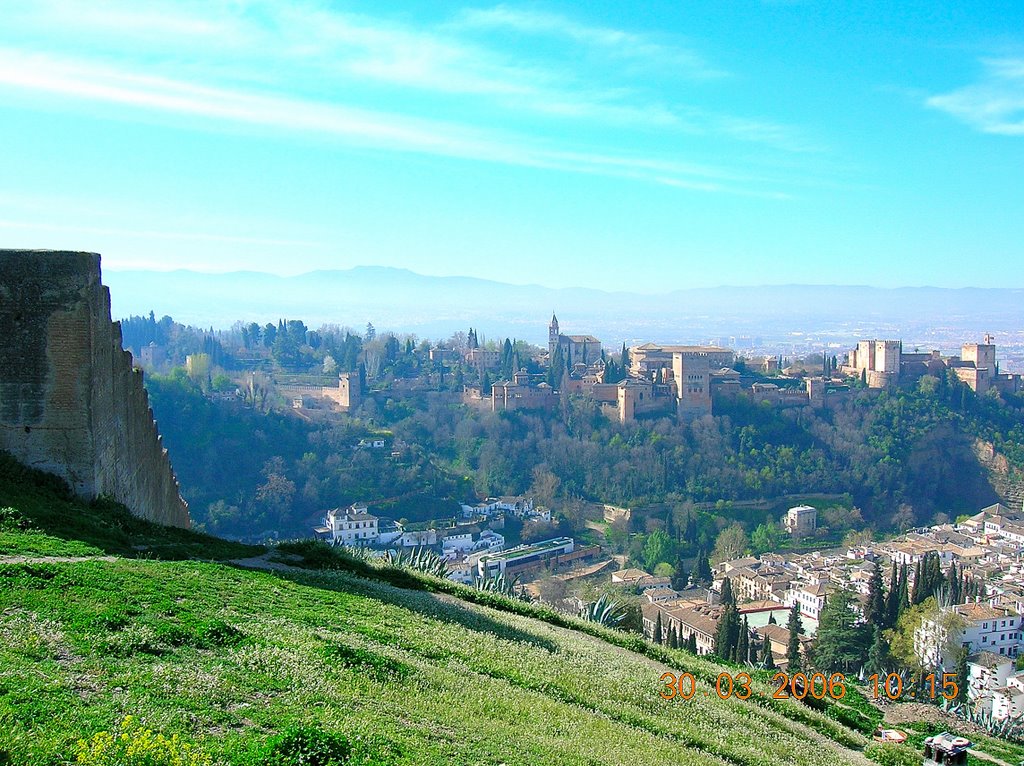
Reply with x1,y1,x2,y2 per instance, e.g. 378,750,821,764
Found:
134,313,1023,569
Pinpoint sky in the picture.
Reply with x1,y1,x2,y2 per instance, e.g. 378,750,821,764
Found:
1,0,1022,290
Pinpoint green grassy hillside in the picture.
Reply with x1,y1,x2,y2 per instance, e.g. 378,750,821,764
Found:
0,453,885,766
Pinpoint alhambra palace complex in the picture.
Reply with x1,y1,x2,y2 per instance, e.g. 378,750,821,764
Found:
455,316,1024,424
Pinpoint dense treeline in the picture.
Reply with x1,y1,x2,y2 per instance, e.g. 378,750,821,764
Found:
146,357,1020,544
146,371,473,538
400,373,1005,527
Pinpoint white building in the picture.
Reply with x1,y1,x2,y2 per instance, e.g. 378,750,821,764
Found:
460,496,550,521
399,529,438,547
785,581,828,623
477,537,574,578
441,529,475,556
473,529,505,554
968,651,1024,721
916,603,1022,670
784,505,817,537
321,504,379,546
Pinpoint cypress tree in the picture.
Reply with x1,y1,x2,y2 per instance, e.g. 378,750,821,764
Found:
654,612,663,645
762,638,777,669
736,617,750,665
669,625,679,650
720,577,735,606
686,632,698,654
866,561,885,626
715,603,739,661
911,559,923,605
786,603,803,672
885,561,900,628
691,549,711,585
897,564,909,614
948,562,961,604
927,553,943,599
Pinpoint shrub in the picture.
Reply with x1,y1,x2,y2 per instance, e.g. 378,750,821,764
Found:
864,742,921,766
254,726,351,766
74,715,212,766
321,642,409,680
0,506,28,530
195,618,244,648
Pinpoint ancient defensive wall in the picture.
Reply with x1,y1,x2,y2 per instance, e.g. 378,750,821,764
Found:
0,250,190,528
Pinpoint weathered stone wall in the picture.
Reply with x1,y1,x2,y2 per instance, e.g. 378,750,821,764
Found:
0,250,190,528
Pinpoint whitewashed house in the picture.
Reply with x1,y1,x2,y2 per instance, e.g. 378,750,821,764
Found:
916,603,1022,670
321,504,379,546
399,529,438,547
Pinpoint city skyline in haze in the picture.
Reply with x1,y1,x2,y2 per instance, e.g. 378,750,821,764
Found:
1,1,1022,289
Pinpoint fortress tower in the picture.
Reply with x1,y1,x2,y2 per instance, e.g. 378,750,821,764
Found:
0,250,190,528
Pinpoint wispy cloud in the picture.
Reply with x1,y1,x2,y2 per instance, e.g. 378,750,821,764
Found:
453,5,726,79
0,49,789,197
0,0,820,198
4,0,814,148
927,57,1024,136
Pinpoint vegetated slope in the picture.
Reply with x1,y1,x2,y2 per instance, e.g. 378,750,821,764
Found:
0,457,876,766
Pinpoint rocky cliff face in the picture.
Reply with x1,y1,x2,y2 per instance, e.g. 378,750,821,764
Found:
0,250,189,528
973,438,1024,511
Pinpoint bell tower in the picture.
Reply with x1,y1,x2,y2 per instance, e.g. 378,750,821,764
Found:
548,312,559,359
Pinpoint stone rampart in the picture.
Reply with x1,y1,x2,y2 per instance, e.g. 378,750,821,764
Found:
0,250,190,528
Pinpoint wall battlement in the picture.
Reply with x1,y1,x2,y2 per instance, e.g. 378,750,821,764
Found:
0,250,190,528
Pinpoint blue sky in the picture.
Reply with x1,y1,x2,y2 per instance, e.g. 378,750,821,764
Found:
1,0,1022,289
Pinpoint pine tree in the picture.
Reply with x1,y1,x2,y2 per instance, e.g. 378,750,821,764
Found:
866,561,885,627
786,603,803,672
812,589,870,674
865,627,888,676
654,612,663,645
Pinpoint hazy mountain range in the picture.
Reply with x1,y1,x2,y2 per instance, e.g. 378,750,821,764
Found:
105,266,1024,351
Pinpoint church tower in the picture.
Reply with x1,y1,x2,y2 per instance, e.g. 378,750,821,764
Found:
548,312,560,359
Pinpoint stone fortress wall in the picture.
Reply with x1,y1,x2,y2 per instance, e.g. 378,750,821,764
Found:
0,250,190,528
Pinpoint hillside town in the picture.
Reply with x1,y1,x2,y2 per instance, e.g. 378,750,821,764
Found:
311,490,1024,724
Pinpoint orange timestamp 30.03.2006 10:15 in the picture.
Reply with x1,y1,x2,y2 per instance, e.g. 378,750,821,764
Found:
659,671,847,701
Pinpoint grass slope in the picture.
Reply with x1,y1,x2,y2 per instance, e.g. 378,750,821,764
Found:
1,454,880,766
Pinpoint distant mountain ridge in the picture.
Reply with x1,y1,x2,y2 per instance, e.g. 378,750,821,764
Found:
104,266,1024,347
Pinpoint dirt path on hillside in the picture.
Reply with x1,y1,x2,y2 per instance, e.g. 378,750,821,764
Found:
0,555,119,564
229,551,304,572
